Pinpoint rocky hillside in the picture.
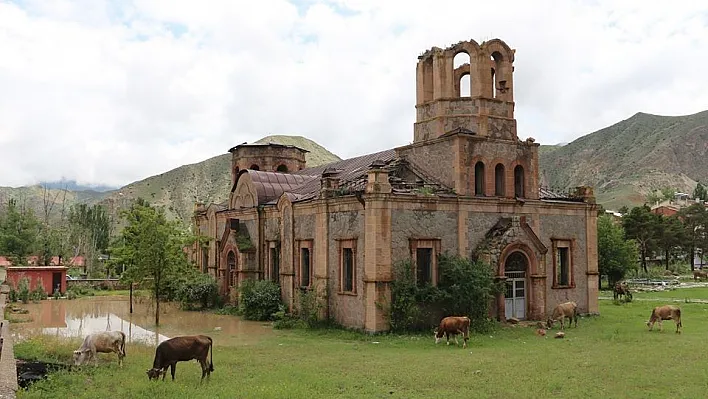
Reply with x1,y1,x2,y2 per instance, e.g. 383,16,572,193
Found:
539,111,708,209
96,135,341,224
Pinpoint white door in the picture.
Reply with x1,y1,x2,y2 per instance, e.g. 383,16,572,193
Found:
505,271,526,320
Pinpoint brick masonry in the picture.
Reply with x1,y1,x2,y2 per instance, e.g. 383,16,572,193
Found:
191,38,599,332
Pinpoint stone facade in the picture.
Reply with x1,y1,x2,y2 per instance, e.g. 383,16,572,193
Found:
192,38,599,332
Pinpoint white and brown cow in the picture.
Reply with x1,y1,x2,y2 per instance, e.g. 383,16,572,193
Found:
146,335,214,382
434,316,470,348
647,305,682,334
73,331,126,366
547,301,578,330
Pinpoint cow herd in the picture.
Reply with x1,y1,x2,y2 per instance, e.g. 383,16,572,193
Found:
72,332,214,382
433,282,685,349
70,282,684,381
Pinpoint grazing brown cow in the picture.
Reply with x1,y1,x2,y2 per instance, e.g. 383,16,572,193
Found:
546,301,578,330
647,305,682,334
613,281,633,301
73,331,126,366
693,270,708,281
146,335,214,381
434,316,470,348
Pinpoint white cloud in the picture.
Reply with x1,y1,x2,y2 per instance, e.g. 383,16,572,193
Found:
1,0,707,187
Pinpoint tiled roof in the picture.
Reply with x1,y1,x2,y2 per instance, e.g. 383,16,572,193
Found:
247,170,319,204
282,149,398,203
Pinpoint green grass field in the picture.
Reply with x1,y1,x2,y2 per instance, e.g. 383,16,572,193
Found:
14,295,708,399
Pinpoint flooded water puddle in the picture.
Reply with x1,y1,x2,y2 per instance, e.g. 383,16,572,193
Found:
11,296,274,347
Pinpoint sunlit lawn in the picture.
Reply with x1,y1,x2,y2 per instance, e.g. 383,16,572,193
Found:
15,295,708,399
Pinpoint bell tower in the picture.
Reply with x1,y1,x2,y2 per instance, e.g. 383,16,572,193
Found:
414,39,517,142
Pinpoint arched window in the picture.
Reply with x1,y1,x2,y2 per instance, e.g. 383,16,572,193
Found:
250,164,260,171
514,165,525,198
490,52,503,99
495,163,505,196
459,74,470,97
454,52,471,98
490,67,496,99
227,251,236,287
474,161,486,196
276,164,288,173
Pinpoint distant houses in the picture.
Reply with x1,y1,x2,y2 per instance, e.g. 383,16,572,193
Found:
0,255,85,295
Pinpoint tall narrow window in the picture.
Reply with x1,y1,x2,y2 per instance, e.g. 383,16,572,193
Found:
202,251,209,273
552,239,573,289
475,161,486,196
342,248,354,292
495,163,505,196
270,246,280,283
557,248,569,286
514,165,525,198
300,248,311,288
416,248,433,286
490,67,496,99
339,239,357,293
227,251,236,287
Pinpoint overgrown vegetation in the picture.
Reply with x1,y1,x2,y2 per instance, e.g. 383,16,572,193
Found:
239,279,282,321
176,273,220,310
389,254,500,333
272,283,328,329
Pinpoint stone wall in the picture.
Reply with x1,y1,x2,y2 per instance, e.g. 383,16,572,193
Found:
540,214,590,314
0,292,18,398
390,208,459,261
327,210,365,328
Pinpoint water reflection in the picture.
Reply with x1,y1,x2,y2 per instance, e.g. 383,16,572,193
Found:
11,296,273,347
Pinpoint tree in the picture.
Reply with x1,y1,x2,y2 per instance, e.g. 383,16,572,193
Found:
661,187,676,201
111,198,192,325
656,216,684,270
69,204,111,275
618,206,629,215
598,214,639,288
0,198,39,263
694,183,707,201
622,205,661,273
678,203,708,271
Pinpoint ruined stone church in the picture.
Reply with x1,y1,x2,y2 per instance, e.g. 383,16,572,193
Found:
192,38,599,332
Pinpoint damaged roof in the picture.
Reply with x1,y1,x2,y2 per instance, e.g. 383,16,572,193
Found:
235,146,583,206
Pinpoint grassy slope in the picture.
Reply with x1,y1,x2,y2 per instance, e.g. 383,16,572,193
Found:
1,135,341,227
15,295,708,398
540,110,708,209
95,135,341,225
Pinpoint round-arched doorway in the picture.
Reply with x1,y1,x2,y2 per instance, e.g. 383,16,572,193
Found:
504,251,528,320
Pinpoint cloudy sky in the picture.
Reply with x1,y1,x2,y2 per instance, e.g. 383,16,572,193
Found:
1,0,707,188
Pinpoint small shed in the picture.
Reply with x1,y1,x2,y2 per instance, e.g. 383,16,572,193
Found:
6,266,68,294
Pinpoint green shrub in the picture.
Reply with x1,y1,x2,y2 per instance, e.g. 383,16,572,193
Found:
272,305,307,329
389,254,500,333
66,290,78,300
239,279,282,321
8,287,17,303
214,305,241,315
176,273,219,310
30,278,48,303
295,285,327,327
53,289,61,300
67,282,95,298
18,277,30,304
